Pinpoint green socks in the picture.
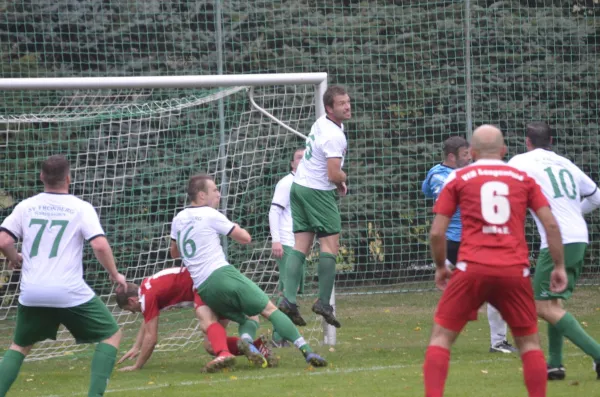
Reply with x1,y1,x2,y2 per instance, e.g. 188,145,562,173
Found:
269,310,312,355
88,343,117,397
0,349,25,396
239,319,259,343
555,312,600,362
318,252,337,304
283,250,306,304
547,323,564,367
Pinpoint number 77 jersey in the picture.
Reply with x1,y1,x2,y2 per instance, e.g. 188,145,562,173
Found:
508,148,598,249
434,159,549,273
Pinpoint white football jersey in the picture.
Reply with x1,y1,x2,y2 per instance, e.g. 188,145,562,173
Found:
271,172,295,247
170,206,235,288
0,193,104,307
294,115,347,191
509,149,598,248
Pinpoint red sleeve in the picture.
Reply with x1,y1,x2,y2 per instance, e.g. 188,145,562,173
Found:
433,178,458,217
140,289,159,323
527,176,549,211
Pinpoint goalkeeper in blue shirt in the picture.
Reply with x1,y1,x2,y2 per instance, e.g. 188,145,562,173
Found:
422,135,517,354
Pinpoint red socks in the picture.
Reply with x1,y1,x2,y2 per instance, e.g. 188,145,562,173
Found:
423,346,450,397
205,323,229,356
521,350,547,397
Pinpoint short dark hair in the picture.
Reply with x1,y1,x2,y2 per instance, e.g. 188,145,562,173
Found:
289,148,304,171
526,122,552,149
323,86,348,110
41,155,70,188
443,136,469,158
187,174,213,202
115,282,140,309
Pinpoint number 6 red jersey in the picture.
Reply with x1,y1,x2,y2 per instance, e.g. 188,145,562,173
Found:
434,159,549,275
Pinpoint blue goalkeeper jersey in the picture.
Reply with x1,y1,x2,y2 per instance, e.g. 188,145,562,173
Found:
422,163,462,242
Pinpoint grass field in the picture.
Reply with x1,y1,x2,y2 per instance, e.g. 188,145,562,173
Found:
4,286,600,396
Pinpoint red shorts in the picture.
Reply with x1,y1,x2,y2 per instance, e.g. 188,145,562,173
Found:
434,268,537,337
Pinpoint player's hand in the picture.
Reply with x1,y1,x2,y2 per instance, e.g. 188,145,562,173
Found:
337,182,347,197
117,347,140,364
550,266,568,293
8,253,22,270
272,242,284,259
435,267,452,291
118,365,140,372
111,273,127,293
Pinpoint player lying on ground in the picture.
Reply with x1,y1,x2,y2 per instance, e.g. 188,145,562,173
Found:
170,174,327,367
0,155,127,397
115,266,276,373
509,122,600,380
423,125,567,397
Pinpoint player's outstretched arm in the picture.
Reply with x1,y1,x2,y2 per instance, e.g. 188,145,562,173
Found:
229,224,252,244
118,322,145,365
90,236,127,291
429,214,452,290
0,231,21,266
120,317,158,371
535,206,567,292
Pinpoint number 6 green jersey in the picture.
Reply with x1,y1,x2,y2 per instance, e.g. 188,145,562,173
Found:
294,115,347,191
0,193,105,307
508,149,598,248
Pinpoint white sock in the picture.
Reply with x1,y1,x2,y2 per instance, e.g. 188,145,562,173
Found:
293,337,307,349
241,333,253,343
487,303,507,346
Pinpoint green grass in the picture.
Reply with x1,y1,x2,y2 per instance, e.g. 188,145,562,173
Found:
4,286,600,396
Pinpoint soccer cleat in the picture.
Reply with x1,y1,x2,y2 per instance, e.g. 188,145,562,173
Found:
593,360,600,380
278,297,307,326
489,340,518,354
547,364,566,380
312,299,341,328
202,352,235,373
305,352,328,367
257,335,279,367
237,339,268,368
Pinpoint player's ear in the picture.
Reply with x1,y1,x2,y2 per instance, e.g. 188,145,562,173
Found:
500,145,508,158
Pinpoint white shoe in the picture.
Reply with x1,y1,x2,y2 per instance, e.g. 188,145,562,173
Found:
489,340,518,354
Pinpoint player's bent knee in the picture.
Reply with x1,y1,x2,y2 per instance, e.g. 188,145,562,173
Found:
102,328,122,348
261,301,278,318
9,343,32,356
428,323,461,349
513,332,541,354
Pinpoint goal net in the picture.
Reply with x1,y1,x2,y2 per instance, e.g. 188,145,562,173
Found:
0,73,334,360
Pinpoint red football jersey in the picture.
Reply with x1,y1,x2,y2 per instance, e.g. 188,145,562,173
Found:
139,267,200,323
434,159,549,272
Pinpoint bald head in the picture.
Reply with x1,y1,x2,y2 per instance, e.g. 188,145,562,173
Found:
470,125,507,160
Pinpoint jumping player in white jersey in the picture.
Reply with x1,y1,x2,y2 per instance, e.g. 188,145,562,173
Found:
0,155,127,396
509,122,600,380
269,148,304,346
170,174,327,367
278,86,350,328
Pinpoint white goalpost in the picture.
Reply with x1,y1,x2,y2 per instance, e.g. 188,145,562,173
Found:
0,73,336,361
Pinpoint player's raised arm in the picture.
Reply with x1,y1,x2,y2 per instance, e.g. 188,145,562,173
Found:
228,223,252,244
577,168,600,214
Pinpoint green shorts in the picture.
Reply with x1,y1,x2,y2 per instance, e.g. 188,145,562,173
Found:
533,242,587,300
291,182,341,237
197,265,270,324
276,245,306,293
13,296,119,347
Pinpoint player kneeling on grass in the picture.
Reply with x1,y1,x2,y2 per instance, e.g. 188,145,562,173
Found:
115,267,277,373
169,174,327,367
423,125,568,397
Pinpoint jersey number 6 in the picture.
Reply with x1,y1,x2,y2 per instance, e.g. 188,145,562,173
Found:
480,181,510,225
